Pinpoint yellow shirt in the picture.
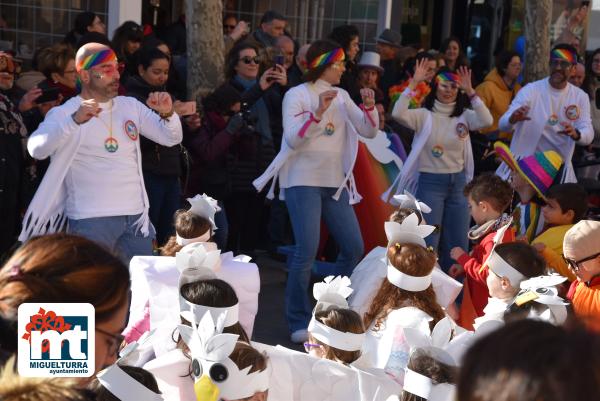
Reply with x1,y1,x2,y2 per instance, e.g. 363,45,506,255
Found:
532,224,576,282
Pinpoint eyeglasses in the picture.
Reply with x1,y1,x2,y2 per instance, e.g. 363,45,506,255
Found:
303,342,322,353
96,327,125,357
240,56,260,65
550,60,573,70
562,252,600,272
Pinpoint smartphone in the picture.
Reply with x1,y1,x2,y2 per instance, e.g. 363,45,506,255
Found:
175,101,196,116
274,54,284,66
35,87,60,104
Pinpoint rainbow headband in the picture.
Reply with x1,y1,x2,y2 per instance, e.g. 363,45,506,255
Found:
435,71,460,85
308,48,345,69
76,48,117,72
550,49,576,65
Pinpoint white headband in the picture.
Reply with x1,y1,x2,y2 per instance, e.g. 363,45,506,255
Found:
307,317,365,352
486,251,525,288
97,364,164,401
387,263,432,292
176,230,211,246
182,298,240,327
403,369,456,401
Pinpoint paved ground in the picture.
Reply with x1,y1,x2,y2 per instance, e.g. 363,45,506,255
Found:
251,251,304,351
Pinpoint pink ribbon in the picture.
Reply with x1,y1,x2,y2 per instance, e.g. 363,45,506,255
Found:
294,111,320,138
360,104,377,127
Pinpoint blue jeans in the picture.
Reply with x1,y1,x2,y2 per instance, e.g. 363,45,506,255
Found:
143,172,181,246
285,186,364,332
68,214,155,263
416,171,470,271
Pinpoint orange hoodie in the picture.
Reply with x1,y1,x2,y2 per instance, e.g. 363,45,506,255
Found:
475,68,521,140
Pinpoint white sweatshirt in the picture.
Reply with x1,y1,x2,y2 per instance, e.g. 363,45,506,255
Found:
279,79,378,189
26,95,182,225
497,78,593,182
392,92,493,173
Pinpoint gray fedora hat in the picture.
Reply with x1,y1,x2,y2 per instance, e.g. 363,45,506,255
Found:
376,29,402,48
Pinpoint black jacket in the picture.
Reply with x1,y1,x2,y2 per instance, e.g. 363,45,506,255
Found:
125,75,181,177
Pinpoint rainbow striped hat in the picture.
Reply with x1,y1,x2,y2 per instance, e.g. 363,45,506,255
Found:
435,71,460,85
550,48,577,65
308,48,345,70
76,48,117,72
494,141,563,200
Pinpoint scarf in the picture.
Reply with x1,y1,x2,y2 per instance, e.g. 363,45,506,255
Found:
468,214,512,241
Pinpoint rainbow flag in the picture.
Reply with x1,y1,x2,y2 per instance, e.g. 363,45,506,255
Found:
353,132,407,251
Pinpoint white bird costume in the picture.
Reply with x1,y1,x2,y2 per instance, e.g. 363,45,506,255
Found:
359,214,455,383
145,311,269,401
251,342,402,401
127,241,259,356
400,316,488,401
473,273,570,329
349,195,462,317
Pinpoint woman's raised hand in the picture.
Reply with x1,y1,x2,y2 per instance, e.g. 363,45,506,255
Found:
457,66,475,96
410,58,430,88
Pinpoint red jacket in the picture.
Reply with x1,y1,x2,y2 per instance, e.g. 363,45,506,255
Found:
457,227,515,319
568,276,600,332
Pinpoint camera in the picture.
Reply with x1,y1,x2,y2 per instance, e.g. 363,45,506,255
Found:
240,102,257,131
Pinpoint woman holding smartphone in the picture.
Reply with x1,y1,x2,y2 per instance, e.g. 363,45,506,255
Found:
125,46,186,246
254,39,379,343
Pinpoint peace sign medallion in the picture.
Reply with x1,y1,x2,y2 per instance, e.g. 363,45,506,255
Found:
104,137,119,153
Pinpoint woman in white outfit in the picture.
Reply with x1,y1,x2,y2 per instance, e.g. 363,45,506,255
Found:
253,39,379,342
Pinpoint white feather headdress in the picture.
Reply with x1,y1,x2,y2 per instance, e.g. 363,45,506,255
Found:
308,276,365,352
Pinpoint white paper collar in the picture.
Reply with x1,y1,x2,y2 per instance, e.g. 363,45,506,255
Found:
387,262,432,292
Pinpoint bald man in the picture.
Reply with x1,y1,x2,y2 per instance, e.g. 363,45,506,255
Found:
288,42,310,88
568,62,585,88
20,43,183,261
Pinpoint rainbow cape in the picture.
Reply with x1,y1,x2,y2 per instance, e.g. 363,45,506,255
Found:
352,132,407,251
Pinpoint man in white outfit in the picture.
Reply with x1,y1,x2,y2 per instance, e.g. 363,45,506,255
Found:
20,43,182,261
497,44,592,183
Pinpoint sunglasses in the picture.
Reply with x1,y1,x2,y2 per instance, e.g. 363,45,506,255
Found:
240,56,260,65
96,327,125,357
224,24,236,30
562,252,600,272
303,342,322,353
550,59,573,70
